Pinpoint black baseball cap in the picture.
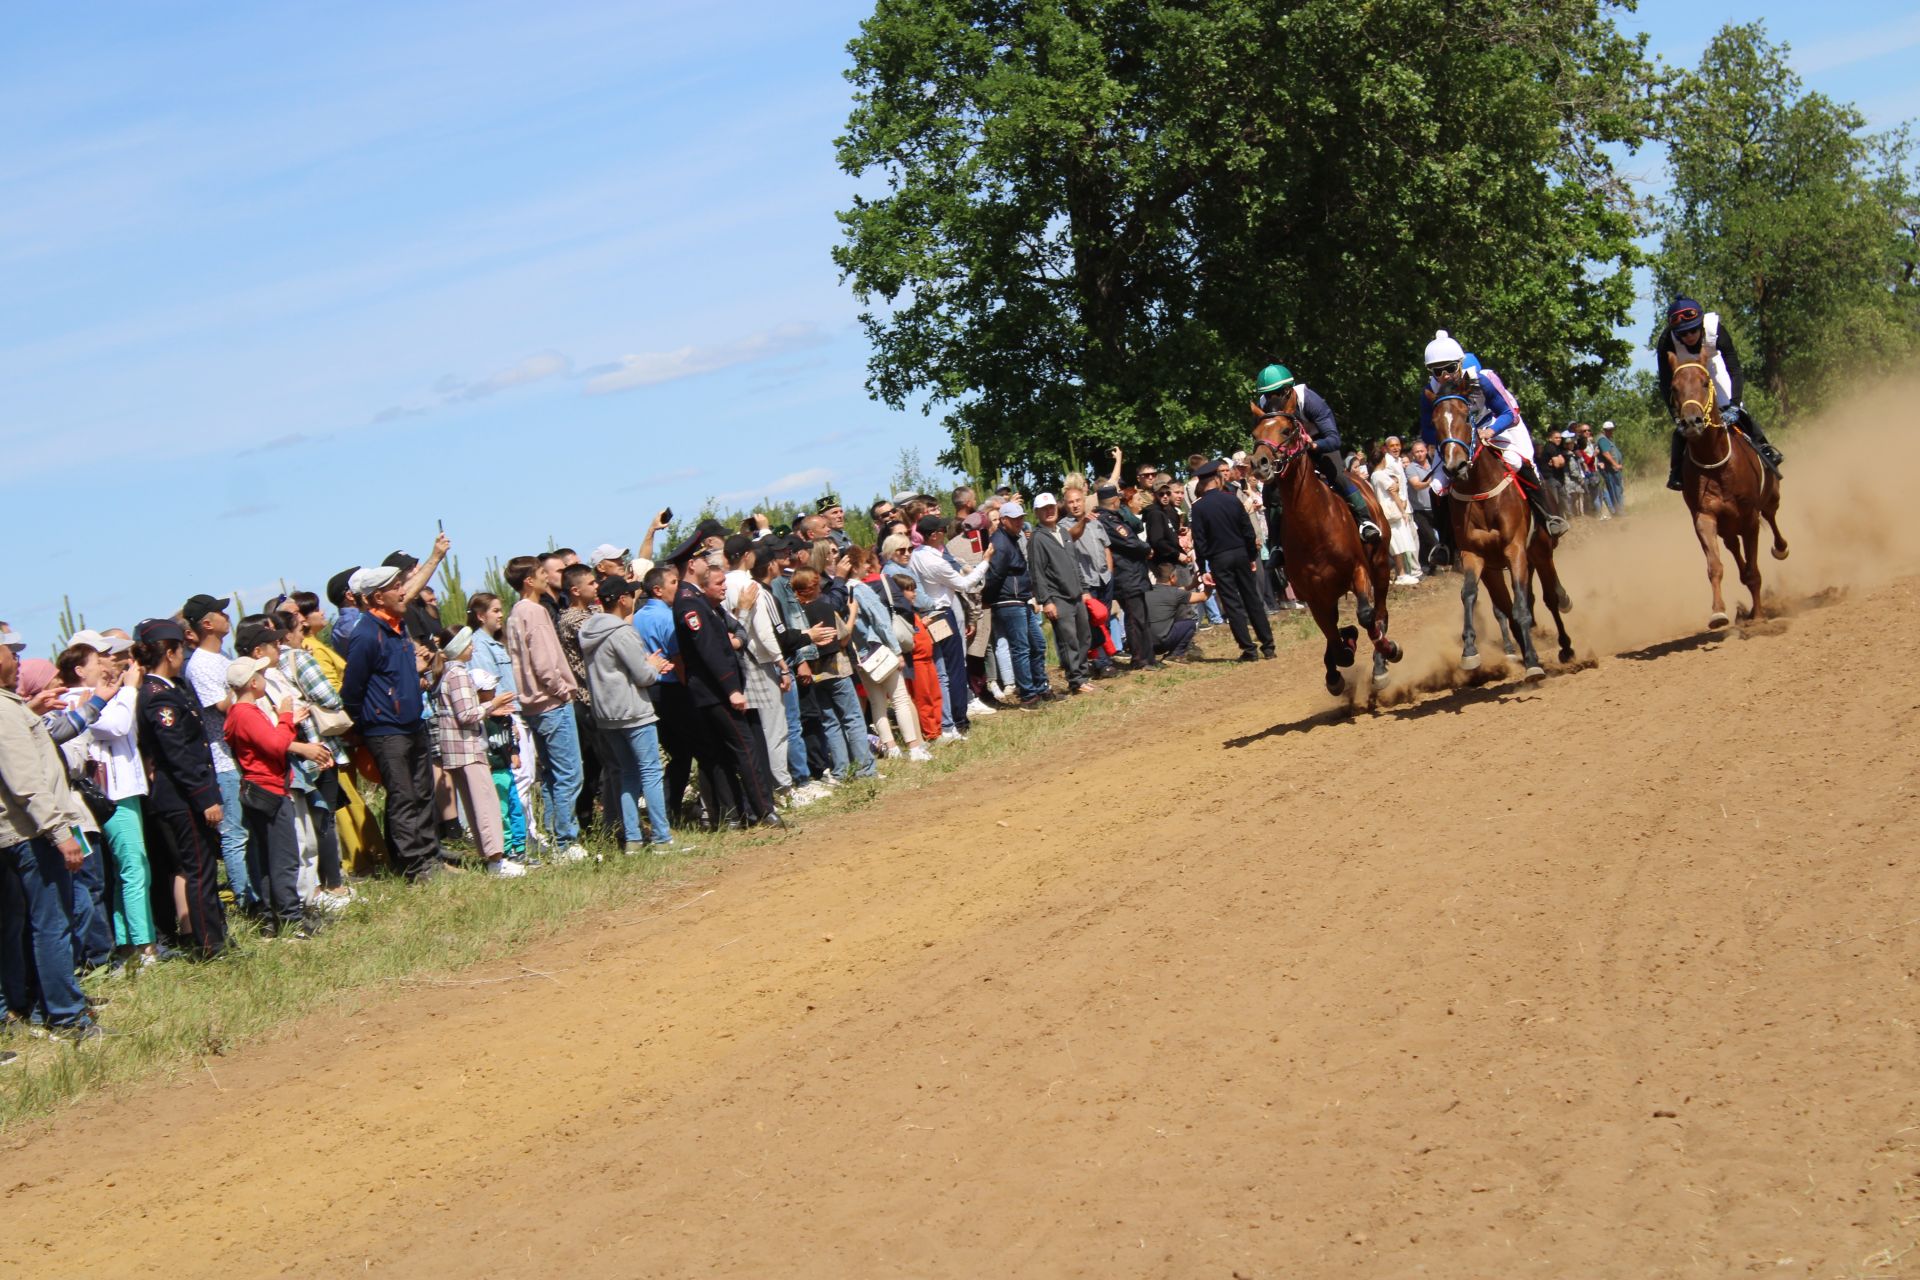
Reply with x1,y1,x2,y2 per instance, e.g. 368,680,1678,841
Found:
182,594,230,626
326,567,358,608
596,576,638,607
382,550,419,572
915,514,947,538
233,618,279,655
722,533,754,561
1095,484,1119,500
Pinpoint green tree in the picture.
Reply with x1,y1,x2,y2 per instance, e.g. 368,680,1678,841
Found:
1652,22,1920,419
835,0,1657,484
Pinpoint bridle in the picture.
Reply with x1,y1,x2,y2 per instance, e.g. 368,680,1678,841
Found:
1431,392,1517,502
1670,358,1734,471
1249,405,1311,481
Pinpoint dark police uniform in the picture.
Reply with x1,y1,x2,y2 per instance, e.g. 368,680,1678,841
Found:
1189,465,1275,660
136,671,229,956
1098,505,1155,670
675,584,778,827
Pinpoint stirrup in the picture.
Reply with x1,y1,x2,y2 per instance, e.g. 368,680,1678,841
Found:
1540,511,1569,539
1760,444,1784,470
1357,519,1382,544
1666,472,1683,492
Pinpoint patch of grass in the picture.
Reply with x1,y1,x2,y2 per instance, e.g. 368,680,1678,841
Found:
0,629,1260,1131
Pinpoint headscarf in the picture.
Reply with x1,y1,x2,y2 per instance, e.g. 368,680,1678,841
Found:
15,658,57,697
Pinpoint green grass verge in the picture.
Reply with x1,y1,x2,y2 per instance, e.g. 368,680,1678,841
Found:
0,637,1255,1132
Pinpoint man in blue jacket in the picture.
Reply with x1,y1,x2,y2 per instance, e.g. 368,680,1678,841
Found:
981,500,1051,707
340,565,445,882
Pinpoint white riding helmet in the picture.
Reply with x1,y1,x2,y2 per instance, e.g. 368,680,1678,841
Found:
1423,329,1465,368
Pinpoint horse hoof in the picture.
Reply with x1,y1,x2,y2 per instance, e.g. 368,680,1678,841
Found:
1707,611,1731,630
1558,646,1575,664
1503,646,1520,659
1772,545,1790,561
1555,590,1573,613
1460,652,1481,671
1372,671,1390,690
1385,641,1404,664
1324,672,1344,696
1524,665,1546,681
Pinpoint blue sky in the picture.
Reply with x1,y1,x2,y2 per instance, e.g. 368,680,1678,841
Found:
4,0,1916,639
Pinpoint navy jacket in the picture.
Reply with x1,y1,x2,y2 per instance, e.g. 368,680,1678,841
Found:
981,527,1034,606
340,610,425,736
1099,508,1152,596
674,586,745,710
137,674,222,814
1189,488,1258,566
1258,385,1343,452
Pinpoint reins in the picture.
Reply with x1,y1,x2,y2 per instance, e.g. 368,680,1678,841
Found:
1431,393,1515,501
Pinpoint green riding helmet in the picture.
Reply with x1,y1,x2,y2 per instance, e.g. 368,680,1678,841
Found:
1254,363,1295,395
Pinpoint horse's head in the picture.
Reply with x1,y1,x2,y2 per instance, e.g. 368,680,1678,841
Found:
1429,393,1475,484
1247,399,1308,481
1667,353,1720,438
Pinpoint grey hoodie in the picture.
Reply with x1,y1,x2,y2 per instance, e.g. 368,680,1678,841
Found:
578,612,662,729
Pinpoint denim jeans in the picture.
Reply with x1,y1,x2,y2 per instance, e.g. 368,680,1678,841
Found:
1604,470,1624,513
779,677,811,785
815,677,877,779
527,703,583,844
69,835,114,968
607,723,674,845
3,837,87,1025
214,769,256,910
992,603,1049,699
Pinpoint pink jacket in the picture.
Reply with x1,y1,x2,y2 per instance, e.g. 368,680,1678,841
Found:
506,599,577,714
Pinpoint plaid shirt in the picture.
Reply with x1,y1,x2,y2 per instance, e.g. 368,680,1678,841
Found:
278,645,349,771
431,662,489,770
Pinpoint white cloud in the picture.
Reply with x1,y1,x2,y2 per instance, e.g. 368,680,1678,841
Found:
710,465,834,507
583,323,830,395
373,349,571,423
1795,13,1920,75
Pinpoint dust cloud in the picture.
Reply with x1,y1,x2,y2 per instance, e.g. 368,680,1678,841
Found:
1359,370,1920,707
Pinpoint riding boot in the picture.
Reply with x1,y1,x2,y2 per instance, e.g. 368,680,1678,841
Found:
1519,461,1570,539
1667,428,1685,491
1730,407,1784,471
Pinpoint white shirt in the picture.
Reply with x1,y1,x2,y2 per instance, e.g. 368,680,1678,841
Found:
910,543,989,621
184,647,236,773
83,686,147,800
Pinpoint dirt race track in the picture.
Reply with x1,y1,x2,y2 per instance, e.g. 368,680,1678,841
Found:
5,390,1920,1278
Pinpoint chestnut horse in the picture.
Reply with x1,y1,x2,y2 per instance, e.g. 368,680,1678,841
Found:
1430,395,1573,678
1251,406,1403,694
1666,354,1789,628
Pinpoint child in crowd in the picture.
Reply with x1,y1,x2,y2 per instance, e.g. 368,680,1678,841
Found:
473,666,528,865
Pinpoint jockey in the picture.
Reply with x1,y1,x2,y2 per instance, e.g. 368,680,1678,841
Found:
1656,296,1784,489
1253,363,1382,544
1416,331,1569,540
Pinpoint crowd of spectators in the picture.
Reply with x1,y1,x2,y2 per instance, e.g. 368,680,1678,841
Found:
0,434,1633,1052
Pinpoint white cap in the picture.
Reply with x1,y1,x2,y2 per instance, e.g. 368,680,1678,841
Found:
999,499,1026,519
1424,329,1464,367
588,543,627,565
0,624,25,652
348,565,400,595
68,628,132,655
225,655,270,690
1033,492,1058,509
1601,420,1616,431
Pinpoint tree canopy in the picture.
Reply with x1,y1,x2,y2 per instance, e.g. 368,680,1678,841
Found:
835,0,1658,484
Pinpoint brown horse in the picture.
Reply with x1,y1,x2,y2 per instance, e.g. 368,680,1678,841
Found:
1429,395,1574,678
1252,405,1403,694
1666,354,1789,628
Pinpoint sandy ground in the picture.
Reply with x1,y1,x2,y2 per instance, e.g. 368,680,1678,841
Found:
4,386,1919,1278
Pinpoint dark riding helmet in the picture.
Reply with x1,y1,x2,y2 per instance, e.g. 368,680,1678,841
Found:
1668,296,1704,336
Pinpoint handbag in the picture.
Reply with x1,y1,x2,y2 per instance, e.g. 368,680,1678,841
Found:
857,640,901,684
927,611,954,643
309,702,353,737
880,576,916,648
239,779,284,818
76,760,117,826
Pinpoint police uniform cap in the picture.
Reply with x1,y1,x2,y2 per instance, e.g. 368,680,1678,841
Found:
134,618,187,647
1194,459,1224,479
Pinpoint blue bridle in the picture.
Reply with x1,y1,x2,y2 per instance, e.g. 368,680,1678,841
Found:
1429,393,1482,464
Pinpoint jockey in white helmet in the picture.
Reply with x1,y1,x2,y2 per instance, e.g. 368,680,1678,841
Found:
1415,330,1568,540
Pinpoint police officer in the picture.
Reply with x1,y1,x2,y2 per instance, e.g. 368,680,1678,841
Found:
1096,484,1156,671
130,617,228,957
1188,459,1276,662
674,547,782,829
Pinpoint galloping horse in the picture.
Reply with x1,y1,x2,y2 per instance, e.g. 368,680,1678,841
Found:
1429,395,1573,678
1251,405,1402,694
1666,353,1789,627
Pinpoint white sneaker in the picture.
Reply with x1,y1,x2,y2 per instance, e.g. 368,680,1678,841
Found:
966,698,996,717
908,745,933,762
487,858,528,878
1393,574,1419,586
985,681,1008,702
938,728,967,744
556,843,589,863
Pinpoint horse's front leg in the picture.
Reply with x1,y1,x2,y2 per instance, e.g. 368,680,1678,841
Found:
1695,507,1731,629
1488,553,1545,679
1458,552,1483,670
1732,523,1764,622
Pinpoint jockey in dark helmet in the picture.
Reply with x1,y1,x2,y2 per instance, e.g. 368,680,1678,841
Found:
1656,296,1784,490
1252,362,1382,544
1416,331,1569,540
